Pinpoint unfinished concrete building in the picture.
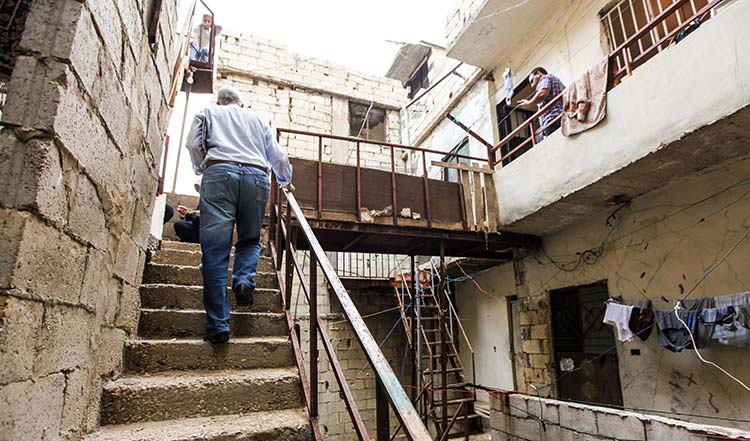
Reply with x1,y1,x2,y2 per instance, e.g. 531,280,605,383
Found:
2,0,750,440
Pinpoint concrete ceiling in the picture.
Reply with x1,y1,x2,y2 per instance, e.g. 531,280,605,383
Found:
385,44,432,85
446,0,557,70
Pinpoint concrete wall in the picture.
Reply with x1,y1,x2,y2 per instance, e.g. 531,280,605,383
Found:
490,393,750,441
493,0,750,230
216,32,409,173
0,0,181,439
463,155,750,428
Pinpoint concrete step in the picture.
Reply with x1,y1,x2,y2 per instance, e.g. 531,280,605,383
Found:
160,240,272,257
142,263,278,289
101,368,303,425
125,337,294,373
138,309,288,339
151,249,275,271
140,284,282,312
84,409,311,441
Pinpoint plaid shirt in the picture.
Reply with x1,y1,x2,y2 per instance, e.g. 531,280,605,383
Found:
536,74,565,128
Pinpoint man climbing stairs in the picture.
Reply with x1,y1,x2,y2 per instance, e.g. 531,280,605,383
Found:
84,240,312,441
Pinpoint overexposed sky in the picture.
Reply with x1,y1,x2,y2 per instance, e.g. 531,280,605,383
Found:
195,0,455,75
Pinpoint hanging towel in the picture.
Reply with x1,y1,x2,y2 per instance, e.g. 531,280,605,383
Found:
503,68,514,105
714,291,750,308
603,302,635,342
562,58,608,136
655,308,713,352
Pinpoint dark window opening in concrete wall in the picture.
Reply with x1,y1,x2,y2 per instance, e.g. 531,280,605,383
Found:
442,137,469,182
349,101,386,142
496,78,535,166
0,0,31,81
407,59,430,99
549,281,624,407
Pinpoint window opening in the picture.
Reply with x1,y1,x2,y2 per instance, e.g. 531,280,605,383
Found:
601,0,710,74
495,78,535,166
0,0,32,81
441,137,469,182
407,58,430,99
349,101,386,142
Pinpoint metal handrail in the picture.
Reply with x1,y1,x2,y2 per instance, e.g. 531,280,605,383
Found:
270,186,432,440
489,0,720,168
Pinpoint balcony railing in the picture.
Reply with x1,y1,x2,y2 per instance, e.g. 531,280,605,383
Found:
489,0,721,168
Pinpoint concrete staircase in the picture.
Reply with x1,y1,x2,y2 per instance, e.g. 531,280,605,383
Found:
84,240,311,441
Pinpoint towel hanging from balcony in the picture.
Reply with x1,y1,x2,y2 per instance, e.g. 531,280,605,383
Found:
562,58,608,136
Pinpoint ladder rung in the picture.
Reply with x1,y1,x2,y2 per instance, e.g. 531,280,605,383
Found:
424,367,463,374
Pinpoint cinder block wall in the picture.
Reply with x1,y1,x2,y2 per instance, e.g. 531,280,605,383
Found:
0,1,180,439
490,393,750,441
216,33,410,173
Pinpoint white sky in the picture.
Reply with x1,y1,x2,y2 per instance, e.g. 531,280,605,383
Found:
197,0,456,75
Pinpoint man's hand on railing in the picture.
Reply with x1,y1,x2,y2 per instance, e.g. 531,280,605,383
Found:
282,183,296,193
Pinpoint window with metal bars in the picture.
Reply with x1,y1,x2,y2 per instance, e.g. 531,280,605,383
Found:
600,0,711,73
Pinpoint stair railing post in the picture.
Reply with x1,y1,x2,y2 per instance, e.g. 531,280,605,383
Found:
310,254,319,418
439,241,448,434
410,255,417,403
376,377,390,441
284,196,293,309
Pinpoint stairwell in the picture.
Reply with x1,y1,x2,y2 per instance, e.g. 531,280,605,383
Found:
83,239,312,441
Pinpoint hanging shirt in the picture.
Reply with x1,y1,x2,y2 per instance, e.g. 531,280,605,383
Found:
628,305,655,342
711,292,750,347
654,308,713,352
603,303,635,342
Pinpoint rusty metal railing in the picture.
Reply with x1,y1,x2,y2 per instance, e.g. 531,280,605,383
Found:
269,185,432,440
278,128,487,229
489,0,720,168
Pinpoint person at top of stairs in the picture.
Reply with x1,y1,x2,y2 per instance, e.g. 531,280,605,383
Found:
186,86,294,344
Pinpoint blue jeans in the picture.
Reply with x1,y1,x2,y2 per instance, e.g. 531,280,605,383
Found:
190,45,209,63
199,164,270,333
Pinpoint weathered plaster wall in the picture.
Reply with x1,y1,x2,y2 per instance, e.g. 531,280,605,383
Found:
489,393,750,441
492,0,750,231
0,0,180,439
465,156,750,428
216,32,409,173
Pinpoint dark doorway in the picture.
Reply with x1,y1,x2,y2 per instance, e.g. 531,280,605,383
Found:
496,78,535,166
549,282,623,406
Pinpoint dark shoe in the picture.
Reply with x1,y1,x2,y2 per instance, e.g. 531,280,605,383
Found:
204,331,230,344
234,283,254,306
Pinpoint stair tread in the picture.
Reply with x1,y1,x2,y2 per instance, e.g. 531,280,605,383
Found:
130,336,288,345
140,308,285,317
140,283,278,292
84,408,309,441
105,367,298,390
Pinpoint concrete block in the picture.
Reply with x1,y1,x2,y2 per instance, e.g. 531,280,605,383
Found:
34,304,93,376
91,53,130,154
114,282,140,334
95,326,127,377
559,404,598,435
60,367,95,437
0,373,66,441
87,0,123,68
0,132,67,224
9,215,87,305
644,420,712,441
508,394,528,418
68,174,107,249
0,295,44,384
79,248,108,310
597,411,645,440
19,0,85,60
0,209,25,289
115,0,144,56
113,234,143,285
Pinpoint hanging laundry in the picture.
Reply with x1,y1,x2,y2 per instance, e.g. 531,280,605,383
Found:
503,68,513,105
561,58,608,136
711,292,750,347
628,303,655,342
699,306,750,347
654,306,713,352
603,302,635,342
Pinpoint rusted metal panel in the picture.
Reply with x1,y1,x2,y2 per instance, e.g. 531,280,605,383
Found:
472,171,484,231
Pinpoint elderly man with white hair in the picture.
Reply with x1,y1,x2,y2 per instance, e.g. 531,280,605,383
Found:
186,86,294,344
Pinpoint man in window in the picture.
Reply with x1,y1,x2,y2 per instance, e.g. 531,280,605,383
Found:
190,14,222,64
519,67,565,138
